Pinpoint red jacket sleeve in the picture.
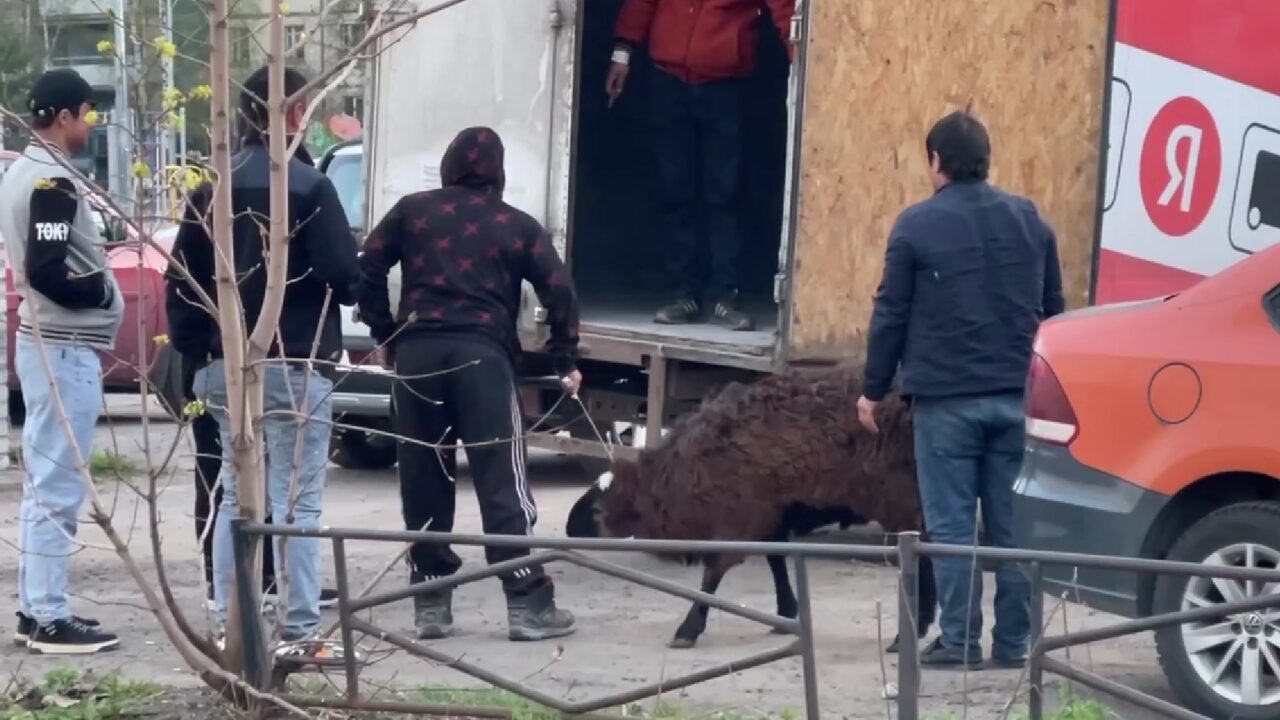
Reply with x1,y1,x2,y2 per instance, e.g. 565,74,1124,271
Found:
765,0,796,62
614,0,658,47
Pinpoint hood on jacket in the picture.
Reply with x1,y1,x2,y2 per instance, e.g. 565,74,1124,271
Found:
440,126,505,194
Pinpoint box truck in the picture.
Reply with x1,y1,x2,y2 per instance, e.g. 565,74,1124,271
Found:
347,0,1110,469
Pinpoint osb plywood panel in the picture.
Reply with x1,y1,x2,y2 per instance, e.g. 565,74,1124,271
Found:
788,0,1109,361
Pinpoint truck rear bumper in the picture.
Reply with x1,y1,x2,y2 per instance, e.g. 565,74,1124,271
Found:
1012,441,1170,619
330,363,394,418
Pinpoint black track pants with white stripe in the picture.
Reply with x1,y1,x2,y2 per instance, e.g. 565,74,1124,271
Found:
393,333,545,594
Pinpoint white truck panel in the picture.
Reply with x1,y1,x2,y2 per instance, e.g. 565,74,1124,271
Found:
369,0,561,227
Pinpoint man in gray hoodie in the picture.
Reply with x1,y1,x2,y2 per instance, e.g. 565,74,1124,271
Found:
0,68,123,655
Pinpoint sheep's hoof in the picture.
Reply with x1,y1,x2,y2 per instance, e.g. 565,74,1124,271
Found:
668,636,697,649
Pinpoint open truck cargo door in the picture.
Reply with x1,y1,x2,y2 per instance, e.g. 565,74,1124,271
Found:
365,0,568,322
562,0,799,372
780,0,1112,363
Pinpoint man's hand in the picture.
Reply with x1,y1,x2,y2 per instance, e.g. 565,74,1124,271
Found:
561,369,584,397
605,62,629,105
856,395,880,434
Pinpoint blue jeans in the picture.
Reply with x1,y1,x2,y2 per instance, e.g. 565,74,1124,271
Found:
912,392,1031,658
194,359,333,640
15,334,102,624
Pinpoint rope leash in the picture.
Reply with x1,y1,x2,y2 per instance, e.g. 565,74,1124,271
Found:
560,380,616,463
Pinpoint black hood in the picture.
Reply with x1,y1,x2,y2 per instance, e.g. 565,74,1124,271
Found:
440,126,505,194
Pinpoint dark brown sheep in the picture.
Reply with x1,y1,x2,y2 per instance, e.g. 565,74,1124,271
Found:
566,363,937,650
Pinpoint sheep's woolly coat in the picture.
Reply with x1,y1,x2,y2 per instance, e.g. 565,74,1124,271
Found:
599,363,922,545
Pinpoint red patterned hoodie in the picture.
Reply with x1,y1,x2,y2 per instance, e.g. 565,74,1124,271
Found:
356,126,581,374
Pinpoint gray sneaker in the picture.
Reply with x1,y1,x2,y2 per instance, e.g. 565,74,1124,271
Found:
506,582,575,642
508,603,575,642
414,589,455,640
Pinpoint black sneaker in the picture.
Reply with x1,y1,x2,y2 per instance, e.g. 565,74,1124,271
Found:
14,612,99,646
710,291,755,331
507,582,575,642
919,637,983,669
990,642,1029,669
27,618,119,655
654,298,701,325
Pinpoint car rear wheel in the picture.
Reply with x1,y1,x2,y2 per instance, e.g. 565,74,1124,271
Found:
330,422,398,470
1154,501,1280,719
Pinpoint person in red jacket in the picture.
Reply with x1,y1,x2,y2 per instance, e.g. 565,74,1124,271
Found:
606,0,795,331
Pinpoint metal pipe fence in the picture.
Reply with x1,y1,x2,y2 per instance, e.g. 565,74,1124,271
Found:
231,520,1280,720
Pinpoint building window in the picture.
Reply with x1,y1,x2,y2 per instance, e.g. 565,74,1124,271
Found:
232,26,254,65
342,95,363,119
286,25,306,61
49,22,113,65
339,22,363,49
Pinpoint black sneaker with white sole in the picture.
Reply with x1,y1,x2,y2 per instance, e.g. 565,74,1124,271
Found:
654,298,701,325
26,618,119,655
710,291,755,331
14,612,100,646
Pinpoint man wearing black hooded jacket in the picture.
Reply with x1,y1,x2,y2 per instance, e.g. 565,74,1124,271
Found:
358,126,581,642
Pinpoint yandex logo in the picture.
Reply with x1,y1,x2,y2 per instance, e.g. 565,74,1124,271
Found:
1138,96,1222,237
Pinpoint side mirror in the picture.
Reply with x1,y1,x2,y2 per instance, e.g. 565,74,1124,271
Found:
101,217,126,245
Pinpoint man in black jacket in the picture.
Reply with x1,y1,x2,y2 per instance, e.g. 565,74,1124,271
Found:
358,126,581,642
164,65,359,649
857,112,1065,670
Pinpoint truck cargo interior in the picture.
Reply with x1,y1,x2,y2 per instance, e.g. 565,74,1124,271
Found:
568,1,792,354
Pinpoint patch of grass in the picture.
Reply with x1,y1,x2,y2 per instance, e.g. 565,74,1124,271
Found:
89,450,140,479
934,697,1108,720
414,688,560,719
1042,697,1108,720
0,667,161,720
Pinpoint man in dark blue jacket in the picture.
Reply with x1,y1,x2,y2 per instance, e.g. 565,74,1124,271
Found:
164,65,359,654
857,111,1065,669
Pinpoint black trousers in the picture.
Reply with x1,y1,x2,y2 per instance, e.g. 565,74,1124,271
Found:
189,368,275,590
393,333,544,595
650,68,745,302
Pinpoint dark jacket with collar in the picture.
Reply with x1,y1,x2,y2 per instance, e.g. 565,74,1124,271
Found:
166,138,359,381
862,180,1066,402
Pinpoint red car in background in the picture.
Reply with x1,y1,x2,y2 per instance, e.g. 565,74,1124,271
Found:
0,149,185,424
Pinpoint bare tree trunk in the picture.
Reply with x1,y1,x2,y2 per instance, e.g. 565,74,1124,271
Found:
208,0,265,680
256,10,292,362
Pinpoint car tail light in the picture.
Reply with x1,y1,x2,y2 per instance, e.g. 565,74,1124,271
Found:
1025,353,1079,445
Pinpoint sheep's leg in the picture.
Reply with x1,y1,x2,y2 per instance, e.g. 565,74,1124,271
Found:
765,524,798,628
917,553,938,637
670,556,735,649
887,548,940,654
767,553,798,624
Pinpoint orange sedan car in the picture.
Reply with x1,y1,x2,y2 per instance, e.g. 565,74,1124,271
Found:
1014,241,1280,718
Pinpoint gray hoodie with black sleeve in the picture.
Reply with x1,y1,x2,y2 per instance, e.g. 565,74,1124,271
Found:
0,144,124,349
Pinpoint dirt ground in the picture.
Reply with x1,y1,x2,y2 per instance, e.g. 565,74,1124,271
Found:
0,399,1177,718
